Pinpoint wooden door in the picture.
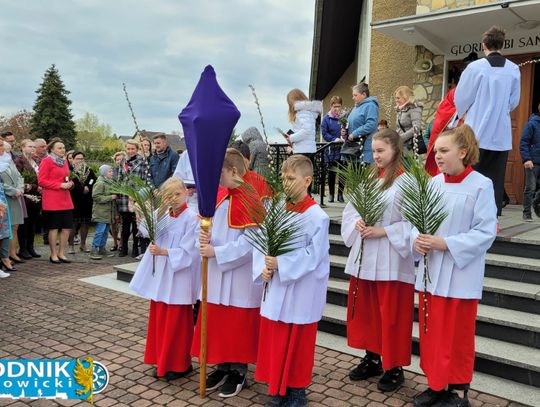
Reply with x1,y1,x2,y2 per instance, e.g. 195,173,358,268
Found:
506,53,538,204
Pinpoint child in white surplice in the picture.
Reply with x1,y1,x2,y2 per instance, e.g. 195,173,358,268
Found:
129,177,200,380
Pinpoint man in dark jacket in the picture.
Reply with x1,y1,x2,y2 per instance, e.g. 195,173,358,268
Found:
519,103,540,221
149,134,179,187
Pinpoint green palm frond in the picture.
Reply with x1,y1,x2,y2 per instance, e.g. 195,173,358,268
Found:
335,162,388,319
243,192,304,257
399,154,448,333
110,175,169,275
336,162,388,227
400,154,447,235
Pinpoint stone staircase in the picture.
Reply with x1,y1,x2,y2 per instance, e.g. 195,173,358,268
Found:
324,219,540,391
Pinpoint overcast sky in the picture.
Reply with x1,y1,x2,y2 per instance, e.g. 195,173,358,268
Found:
0,0,315,141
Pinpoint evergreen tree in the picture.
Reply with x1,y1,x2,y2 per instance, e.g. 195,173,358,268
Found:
30,64,77,148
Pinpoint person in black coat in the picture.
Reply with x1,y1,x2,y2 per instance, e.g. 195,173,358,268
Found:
68,152,97,253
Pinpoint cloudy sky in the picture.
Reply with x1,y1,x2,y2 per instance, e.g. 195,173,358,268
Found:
0,0,315,141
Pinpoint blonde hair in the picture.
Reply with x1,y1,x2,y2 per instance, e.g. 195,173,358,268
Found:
112,151,126,161
223,148,247,176
394,86,416,105
125,139,140,149
372,129,403,189
20,139,35,148
160,177,186,205
281,154,313,177
287,88,308,123
438,124,480,166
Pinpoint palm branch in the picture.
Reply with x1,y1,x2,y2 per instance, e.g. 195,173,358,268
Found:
238,174,304,301
336,162,389,319
110,175,170,275
399,154,448,332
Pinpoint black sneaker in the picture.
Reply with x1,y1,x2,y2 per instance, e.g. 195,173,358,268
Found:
206,369,229,391
349,353,383,381
523,213,533,222
413,388,446,407
218,370,247,398
265,394,288,407
286,387,307,407
433,389,469,407
164,365,193,380
377,367,404,392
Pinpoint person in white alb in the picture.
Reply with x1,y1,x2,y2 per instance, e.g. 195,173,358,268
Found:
454,26,520,216
341,129,415,393
253,155,330,407
412,125,497,407
191,149,265,398
129,177,201,381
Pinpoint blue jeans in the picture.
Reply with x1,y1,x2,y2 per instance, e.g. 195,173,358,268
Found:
92,223,110,249
523,165,540,215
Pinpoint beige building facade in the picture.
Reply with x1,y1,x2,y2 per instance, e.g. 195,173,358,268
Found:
310,0,540,203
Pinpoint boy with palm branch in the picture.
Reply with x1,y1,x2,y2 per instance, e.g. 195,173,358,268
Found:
191,148,265,398
253,155,330,407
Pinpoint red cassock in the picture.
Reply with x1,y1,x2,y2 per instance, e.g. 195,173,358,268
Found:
347,277,415,370
191,303,260,364
144,301,194,377
425,88,459,177
419,293,478,391
255,317,318,396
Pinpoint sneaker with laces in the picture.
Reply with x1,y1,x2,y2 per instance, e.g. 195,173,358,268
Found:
205,369,229,391
413,388,446,407
433,389,469,407
523,213,533,222
377,366,404,392
0,270,10,278
349,352,383,381
218,370,247,398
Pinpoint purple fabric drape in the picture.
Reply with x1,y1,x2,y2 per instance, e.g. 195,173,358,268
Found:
179,65,241,218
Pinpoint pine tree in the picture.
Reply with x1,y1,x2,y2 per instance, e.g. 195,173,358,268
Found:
30,64,77,148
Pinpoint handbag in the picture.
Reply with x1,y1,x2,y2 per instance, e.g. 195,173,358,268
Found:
399,118,427,154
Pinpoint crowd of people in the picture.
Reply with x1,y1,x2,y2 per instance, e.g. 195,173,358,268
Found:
0,132,183,277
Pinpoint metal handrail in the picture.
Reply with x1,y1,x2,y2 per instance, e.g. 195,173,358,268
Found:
267,142,338,206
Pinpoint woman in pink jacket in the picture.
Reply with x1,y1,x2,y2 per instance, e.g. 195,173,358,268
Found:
38,138,74,264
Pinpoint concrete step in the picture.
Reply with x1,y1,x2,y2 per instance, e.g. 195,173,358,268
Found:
327,279,540,348
319,303,540,388
316,330,540,406
114,261,138,282
329,219,540,259
328,236,540,315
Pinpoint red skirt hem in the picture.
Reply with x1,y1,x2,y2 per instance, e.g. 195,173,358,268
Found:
254,317,318,396
144,301,193,377
347,277,414,370
191,303,260,364
419,292,478,391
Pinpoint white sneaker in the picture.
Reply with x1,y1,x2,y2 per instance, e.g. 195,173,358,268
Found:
0,270,10,278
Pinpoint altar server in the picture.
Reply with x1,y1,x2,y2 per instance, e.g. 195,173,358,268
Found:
191,148,264,398
129,177,200,380
412,125,497,407
454,25,520,216
253,154,330,407
341,129,415,393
